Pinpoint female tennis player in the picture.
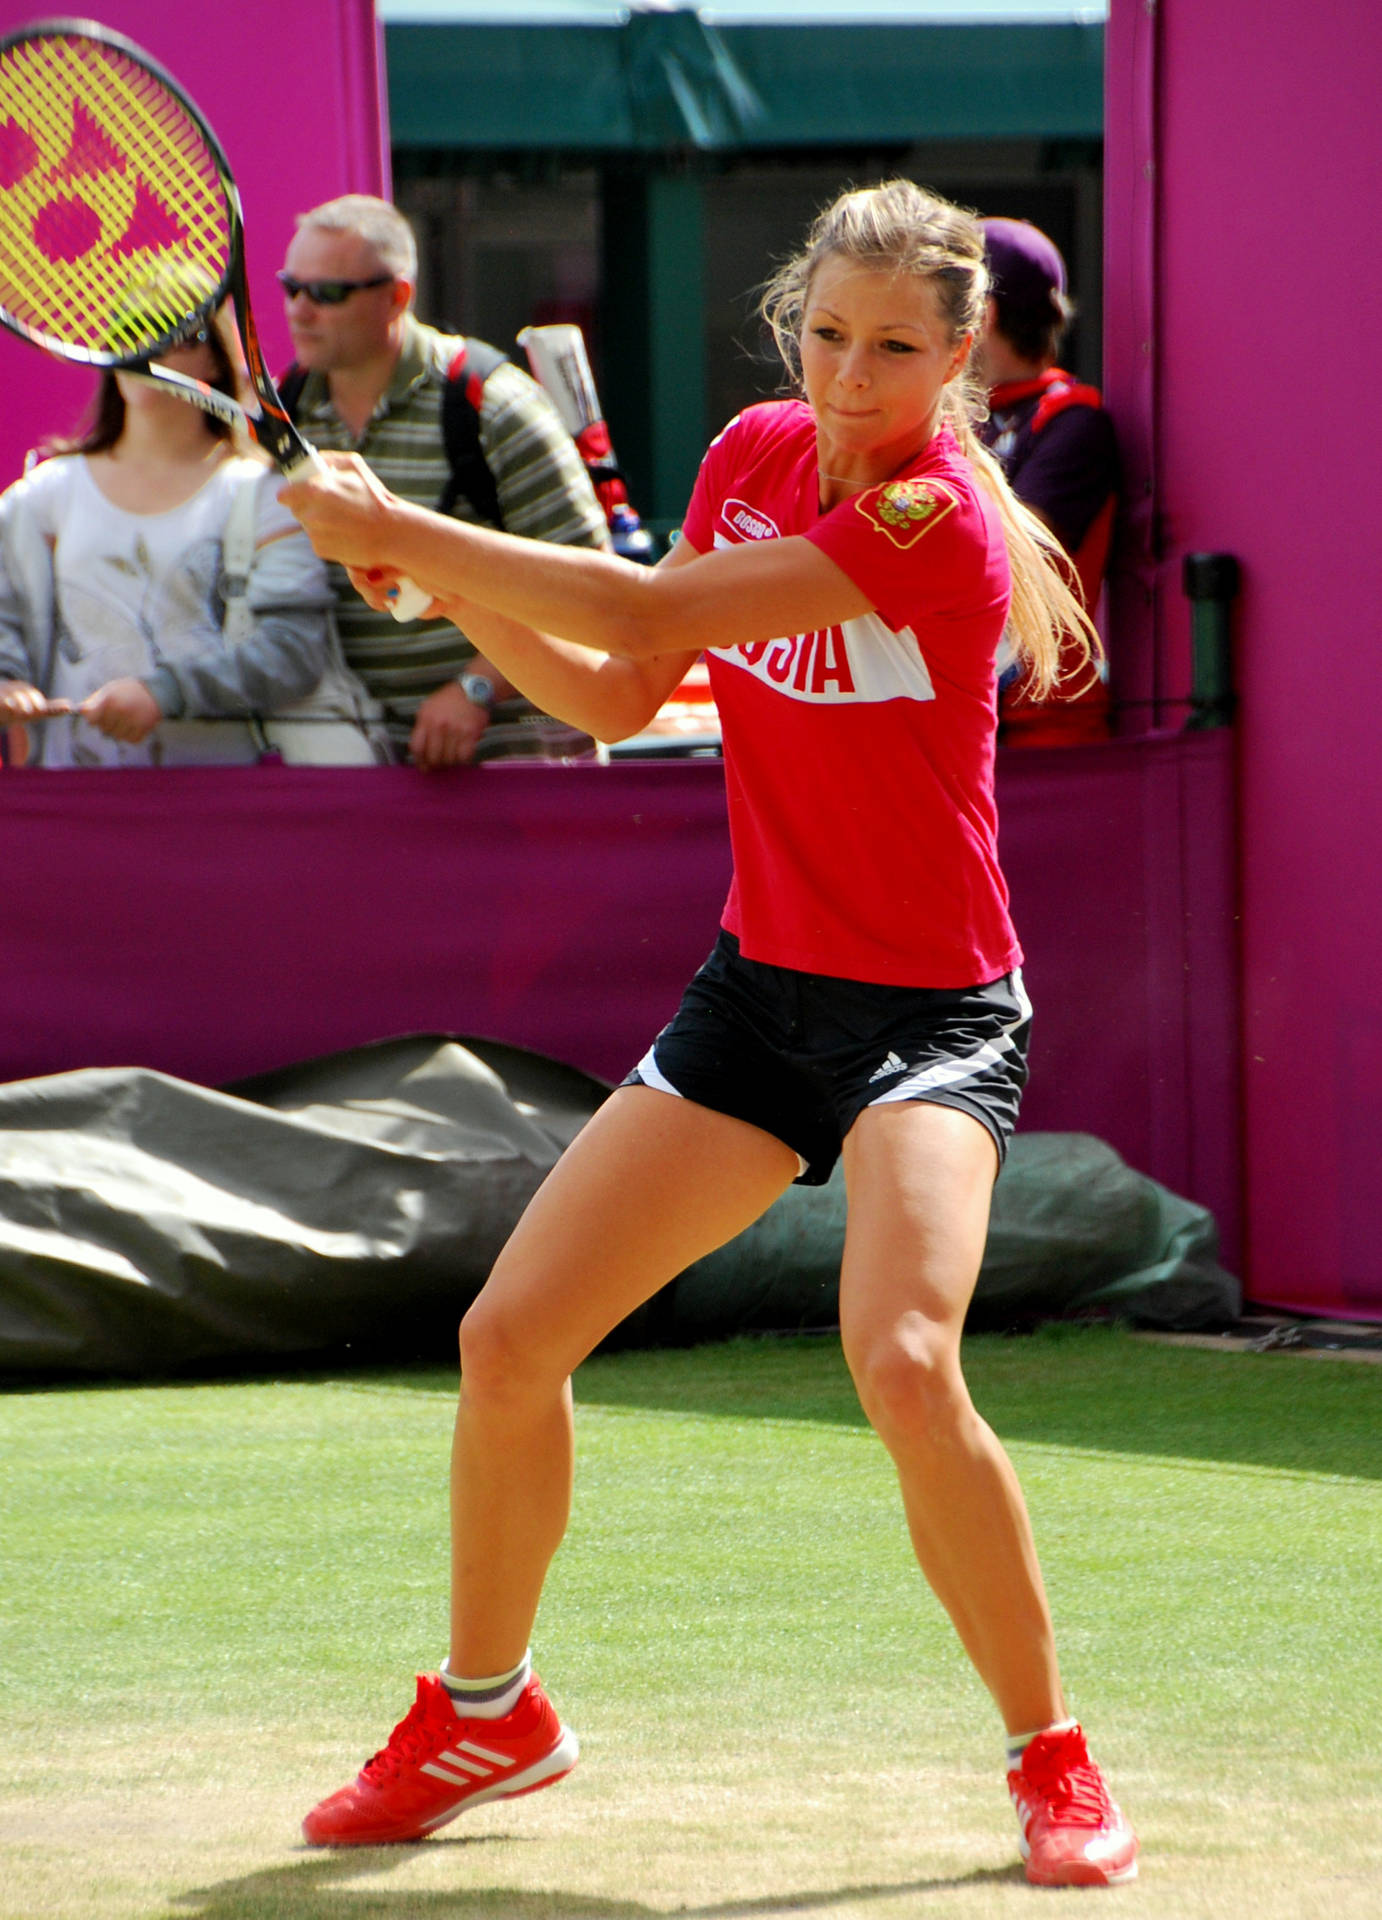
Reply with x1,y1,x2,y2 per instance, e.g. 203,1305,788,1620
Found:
284,180,1138,1888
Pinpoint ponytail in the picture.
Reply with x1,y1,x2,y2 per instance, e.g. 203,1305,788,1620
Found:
951,409,1101,701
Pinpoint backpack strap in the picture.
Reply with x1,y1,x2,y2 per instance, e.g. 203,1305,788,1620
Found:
220,468,267,755
220,469,260,649
1030,370,1105,435
438,338,508,528
278,362,309,421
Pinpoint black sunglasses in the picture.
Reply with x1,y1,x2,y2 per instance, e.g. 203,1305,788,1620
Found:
276,272,394,307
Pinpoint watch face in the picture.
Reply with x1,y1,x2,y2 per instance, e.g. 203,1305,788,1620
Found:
461,674,496,711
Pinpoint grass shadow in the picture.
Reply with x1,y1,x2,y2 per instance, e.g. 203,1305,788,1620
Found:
170,1851,1024,1920
171,1323,1382,1483
563,1326,1382,1484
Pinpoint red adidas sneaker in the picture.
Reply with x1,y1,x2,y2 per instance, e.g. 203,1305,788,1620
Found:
1007,1723,1139,1886
302,1673,578,1847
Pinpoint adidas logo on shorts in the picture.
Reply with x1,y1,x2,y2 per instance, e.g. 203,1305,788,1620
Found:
868,1050,907,1084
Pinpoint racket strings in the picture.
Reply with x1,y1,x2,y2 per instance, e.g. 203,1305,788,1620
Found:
0,32,232,357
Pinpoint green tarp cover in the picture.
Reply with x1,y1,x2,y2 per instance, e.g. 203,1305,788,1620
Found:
0,1036,1237,1381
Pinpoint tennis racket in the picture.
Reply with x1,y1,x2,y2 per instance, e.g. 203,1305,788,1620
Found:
0,18,430,618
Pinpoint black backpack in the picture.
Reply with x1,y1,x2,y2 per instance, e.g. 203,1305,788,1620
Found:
278,336,510,529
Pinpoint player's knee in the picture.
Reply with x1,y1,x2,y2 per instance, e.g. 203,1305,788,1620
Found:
845,1325,966,1450
458,1293,538,1408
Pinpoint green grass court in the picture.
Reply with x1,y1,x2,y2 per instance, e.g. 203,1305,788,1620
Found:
2,1326,1379,1918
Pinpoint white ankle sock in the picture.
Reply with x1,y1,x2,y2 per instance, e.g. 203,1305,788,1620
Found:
1005,1717,1078,1770
439,1651,531,1720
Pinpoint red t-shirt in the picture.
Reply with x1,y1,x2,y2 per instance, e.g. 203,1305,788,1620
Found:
680,401,1021,987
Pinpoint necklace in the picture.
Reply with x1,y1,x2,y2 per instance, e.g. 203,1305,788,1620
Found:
817,471,872,488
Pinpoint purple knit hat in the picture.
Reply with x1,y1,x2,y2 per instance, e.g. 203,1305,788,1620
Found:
982,218,1067,322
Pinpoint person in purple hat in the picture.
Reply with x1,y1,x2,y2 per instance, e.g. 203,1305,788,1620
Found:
977,217,1119,745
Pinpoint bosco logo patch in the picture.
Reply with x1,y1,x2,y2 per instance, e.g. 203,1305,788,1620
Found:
855,479,957,549
722,497,780,542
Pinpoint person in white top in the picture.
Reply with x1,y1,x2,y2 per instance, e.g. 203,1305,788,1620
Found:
0,310,354,767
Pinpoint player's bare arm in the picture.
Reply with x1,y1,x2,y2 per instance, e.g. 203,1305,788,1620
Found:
284,452,874,661
422,540,703,742
345,544,697,743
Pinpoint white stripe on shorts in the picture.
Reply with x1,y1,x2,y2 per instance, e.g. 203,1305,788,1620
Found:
631,1043,681,1097
866,967,1032,1108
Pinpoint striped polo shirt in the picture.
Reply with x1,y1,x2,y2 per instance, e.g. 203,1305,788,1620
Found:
292,315,610,750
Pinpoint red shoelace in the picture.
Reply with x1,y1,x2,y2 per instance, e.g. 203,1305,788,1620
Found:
1019,1729,1114,1827
361,1686,440,1781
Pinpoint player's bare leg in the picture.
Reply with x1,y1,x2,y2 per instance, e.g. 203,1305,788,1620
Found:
838,1100,1136,1884
838,1100,1062,1730
450,1084,799,1674
304,1086,797,1845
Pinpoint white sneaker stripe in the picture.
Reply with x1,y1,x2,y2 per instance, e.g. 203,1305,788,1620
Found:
421,1759,489,1785
453,1739,517,1768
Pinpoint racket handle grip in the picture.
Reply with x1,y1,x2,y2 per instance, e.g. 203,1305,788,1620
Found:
386,579,434,623
282,448,327,480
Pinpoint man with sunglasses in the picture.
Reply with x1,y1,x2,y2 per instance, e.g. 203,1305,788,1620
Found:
278,195,609,767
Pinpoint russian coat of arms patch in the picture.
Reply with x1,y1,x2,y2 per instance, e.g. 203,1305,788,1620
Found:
856,479,957,549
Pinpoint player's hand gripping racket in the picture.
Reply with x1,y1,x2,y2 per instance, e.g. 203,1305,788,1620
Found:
0,18,431,620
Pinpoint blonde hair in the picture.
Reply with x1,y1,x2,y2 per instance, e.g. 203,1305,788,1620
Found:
760,179,1099,700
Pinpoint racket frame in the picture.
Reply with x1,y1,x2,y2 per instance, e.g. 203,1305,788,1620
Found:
0,19,437,611
0,17,312,473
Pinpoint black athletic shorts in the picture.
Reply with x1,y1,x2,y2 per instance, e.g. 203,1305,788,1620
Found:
623,930,1032,1186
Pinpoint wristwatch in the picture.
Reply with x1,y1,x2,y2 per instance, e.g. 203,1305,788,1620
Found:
459,671,497,713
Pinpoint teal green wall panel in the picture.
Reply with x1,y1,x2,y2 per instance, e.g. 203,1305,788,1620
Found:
387,26,631,149
600,171,707,521
707,26,1103,145
386,20,1104,152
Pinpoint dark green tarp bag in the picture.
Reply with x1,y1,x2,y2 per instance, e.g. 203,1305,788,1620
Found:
0,1037,1237,1380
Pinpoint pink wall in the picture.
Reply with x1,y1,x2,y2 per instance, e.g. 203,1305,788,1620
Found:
1106,1,1382,1318
6,1,1373,1318
0,0,389,484
0,745,1242,1269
